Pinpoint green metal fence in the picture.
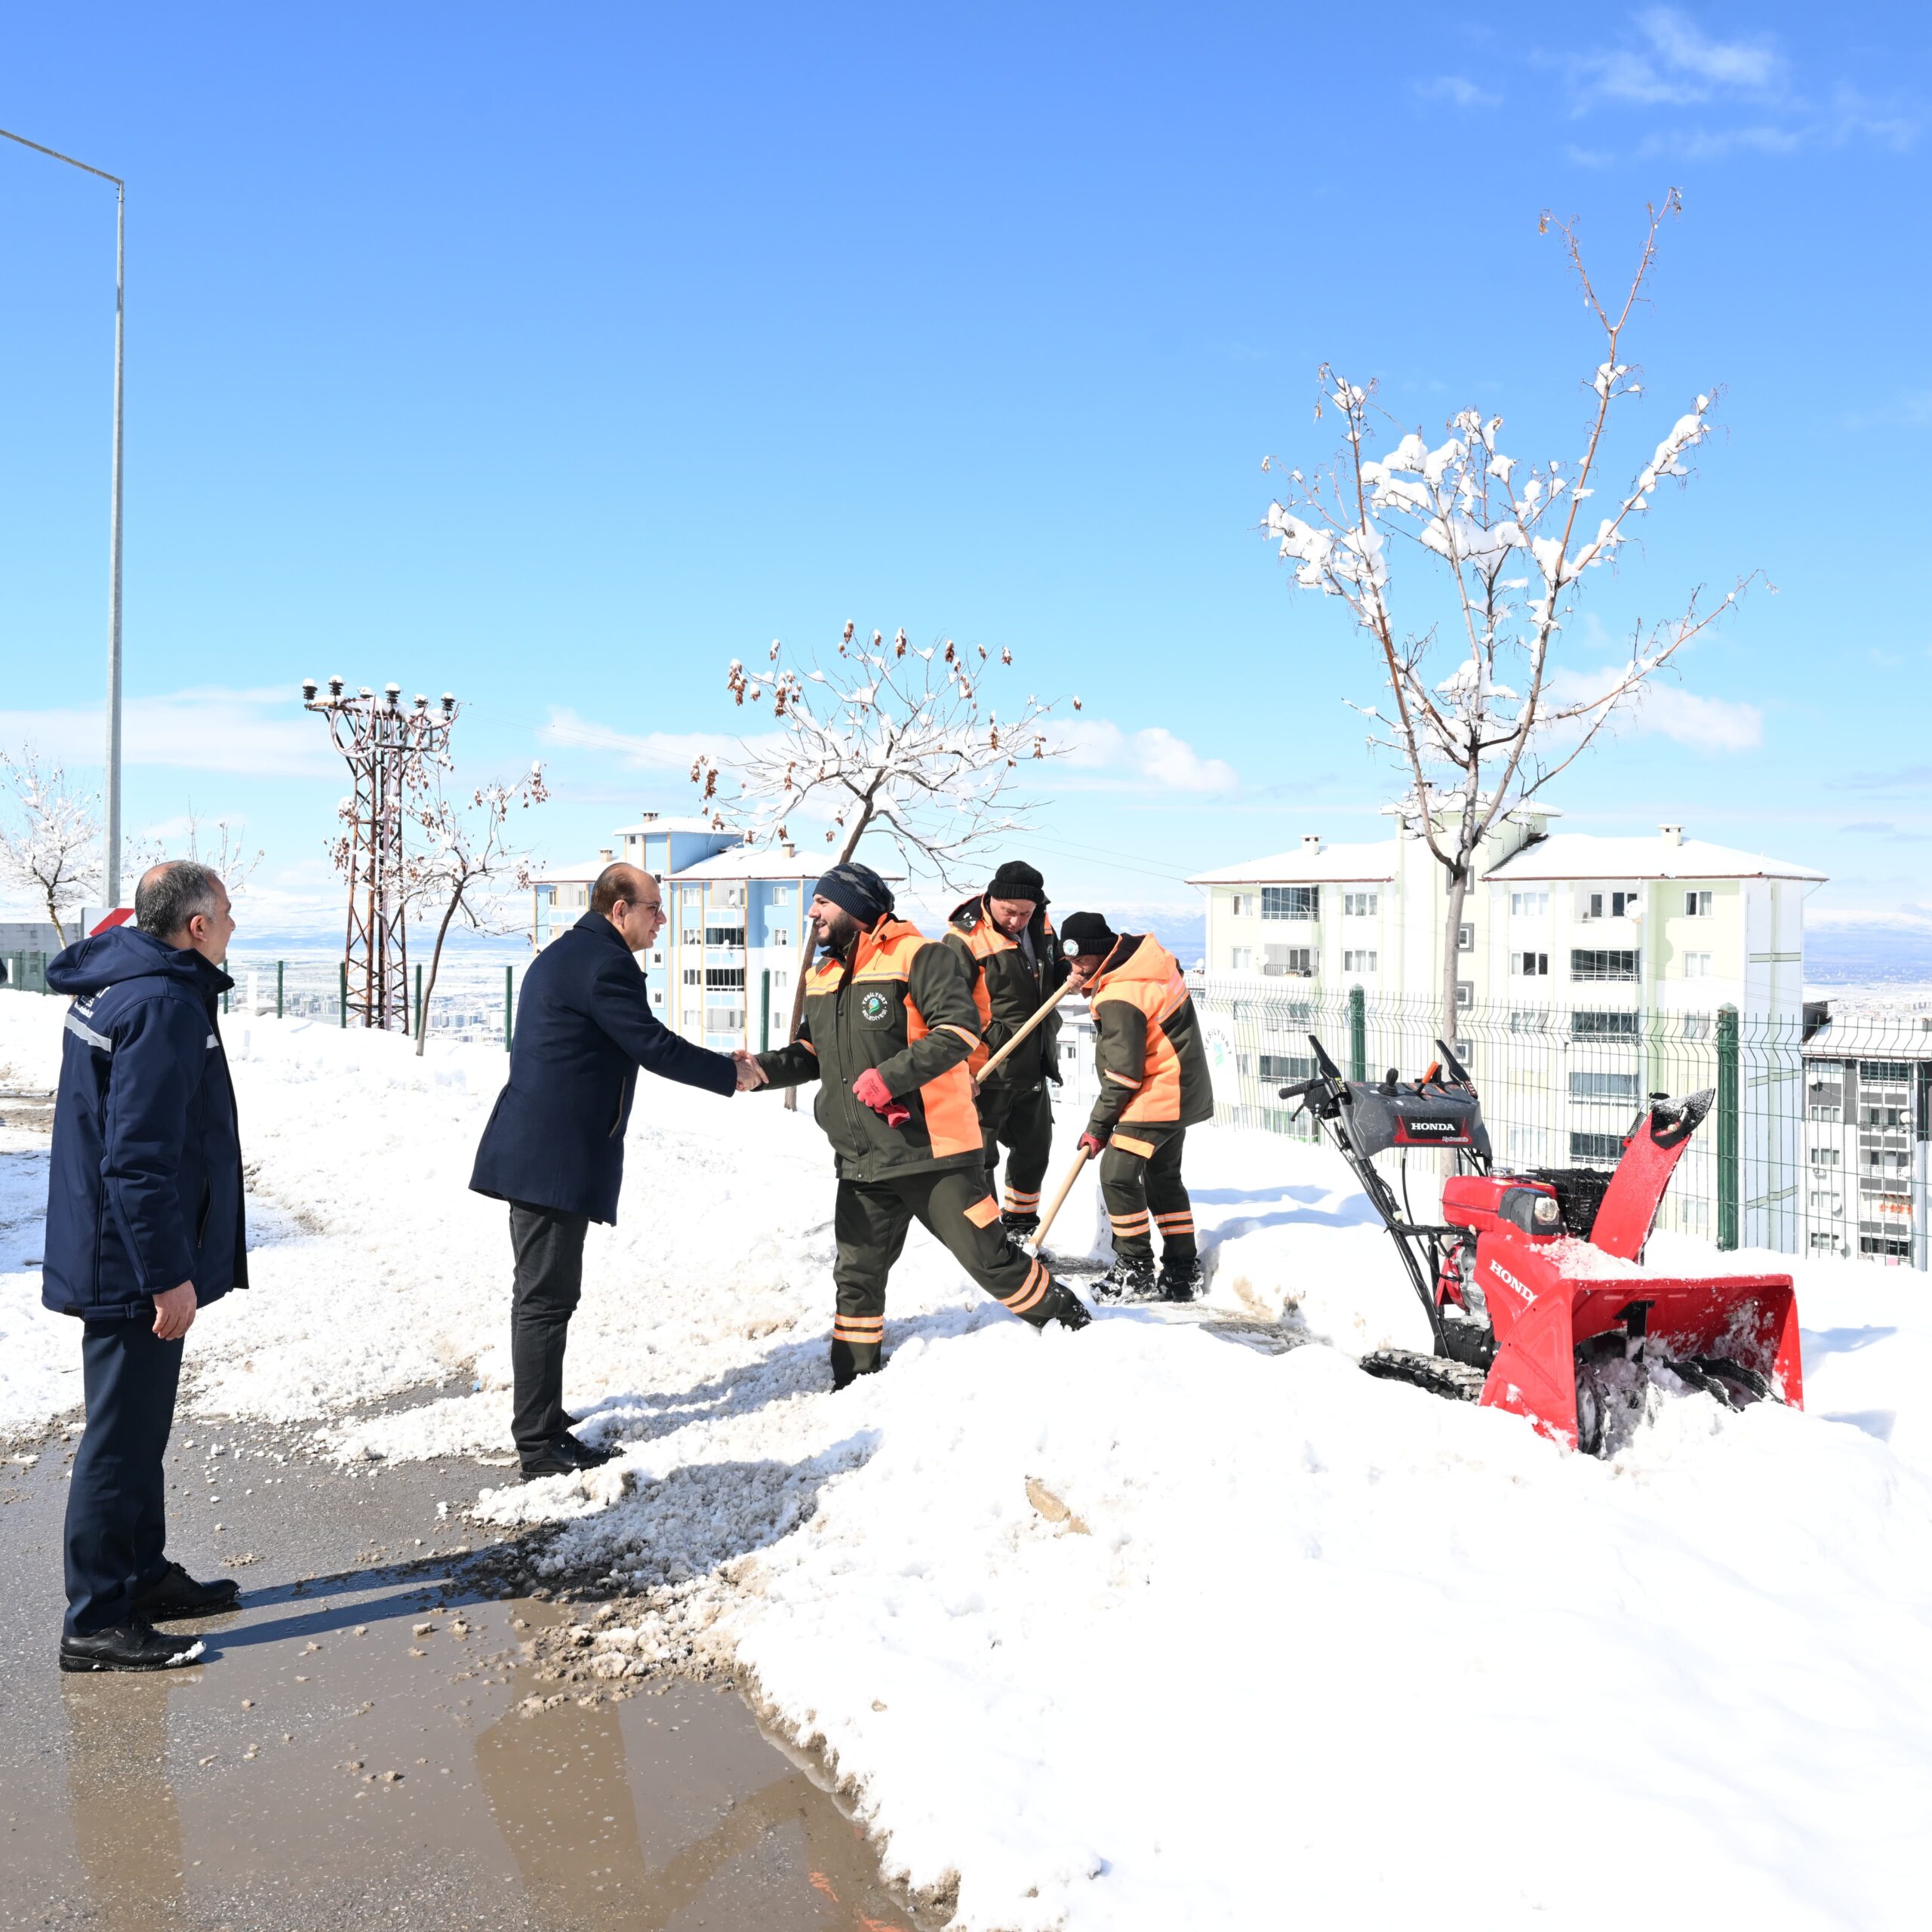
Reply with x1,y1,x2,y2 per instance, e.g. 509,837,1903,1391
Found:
1189,978,1932,1272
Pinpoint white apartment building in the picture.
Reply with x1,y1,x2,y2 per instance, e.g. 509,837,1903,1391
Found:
1189,809,1826,1251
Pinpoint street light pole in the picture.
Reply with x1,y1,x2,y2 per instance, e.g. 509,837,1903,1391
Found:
1,128,127,907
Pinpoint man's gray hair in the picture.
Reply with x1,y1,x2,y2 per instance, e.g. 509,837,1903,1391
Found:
136,861,223,939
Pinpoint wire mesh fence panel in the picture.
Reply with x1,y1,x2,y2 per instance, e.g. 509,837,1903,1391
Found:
1188,977,1932,1272
223,952,529,1046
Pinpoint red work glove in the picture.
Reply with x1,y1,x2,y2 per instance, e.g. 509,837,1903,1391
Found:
1078,1131,1106,1159
854,1067,912,1128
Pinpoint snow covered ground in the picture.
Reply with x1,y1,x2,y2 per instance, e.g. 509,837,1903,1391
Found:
3,992,1930,1928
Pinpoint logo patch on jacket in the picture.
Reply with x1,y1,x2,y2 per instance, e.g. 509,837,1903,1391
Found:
859,989,892,1023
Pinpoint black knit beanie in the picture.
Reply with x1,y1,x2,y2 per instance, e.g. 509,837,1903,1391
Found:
814,861,895,926
986,860,1047,906
1058,912,1118,959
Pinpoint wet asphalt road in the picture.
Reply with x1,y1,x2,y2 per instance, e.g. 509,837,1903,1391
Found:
0,1406,911,1932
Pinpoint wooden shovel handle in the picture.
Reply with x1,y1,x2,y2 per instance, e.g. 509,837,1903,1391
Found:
1027,1143,1095,1256
975,989,1078,1085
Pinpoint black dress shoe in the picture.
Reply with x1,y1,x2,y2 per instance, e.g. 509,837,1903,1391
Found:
520,1432,615,1481
60,1619,208,1672
131,1561,241,1621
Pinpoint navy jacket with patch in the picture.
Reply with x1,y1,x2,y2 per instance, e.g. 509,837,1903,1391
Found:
42,925,248,1321
469,912,738,1224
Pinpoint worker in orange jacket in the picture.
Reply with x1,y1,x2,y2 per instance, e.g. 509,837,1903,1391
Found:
755,863,1091,1386
1060,912,1214,1303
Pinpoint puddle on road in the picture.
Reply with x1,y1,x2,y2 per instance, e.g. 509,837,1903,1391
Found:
3,1488,914,1930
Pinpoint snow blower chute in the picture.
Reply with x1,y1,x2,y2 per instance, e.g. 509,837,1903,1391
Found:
1280,1037,1803,1454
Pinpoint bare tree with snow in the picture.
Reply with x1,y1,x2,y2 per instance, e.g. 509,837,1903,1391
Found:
1262,189,1760,1036
0,747,101,945
184,804,266,895
405,765,549,1056
691,623,1063,1104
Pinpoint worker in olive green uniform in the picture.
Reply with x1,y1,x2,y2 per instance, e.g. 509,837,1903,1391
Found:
1060,912,1214,1303
754,863,1090,1387
943,860,1070,1240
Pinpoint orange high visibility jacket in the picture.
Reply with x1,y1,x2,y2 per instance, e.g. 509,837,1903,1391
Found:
1084,935,1214,1137
943,895,1070,1089
755,917,986,1181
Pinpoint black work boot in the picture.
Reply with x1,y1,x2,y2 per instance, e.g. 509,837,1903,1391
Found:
1039,1282,1092,1332
1001,1212,1041,1241
1156,1257,1202,1303
829,1341,886,1392
60,1619,209,1673
1094,1256,1157,1303
131,1561,240,1621
520,1432,614,1481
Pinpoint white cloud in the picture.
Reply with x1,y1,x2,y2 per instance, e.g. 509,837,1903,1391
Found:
1413,75,1500,109
1567,8,1783,109
539,707,786,770
1548,668,1763,754
1059,720,1238,794
0,688,336,777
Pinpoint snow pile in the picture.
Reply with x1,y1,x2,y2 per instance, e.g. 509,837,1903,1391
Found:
3,993,1931,1925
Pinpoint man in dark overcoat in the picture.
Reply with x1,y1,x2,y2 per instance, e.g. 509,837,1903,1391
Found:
471,862,761,1478
45,861,247,1672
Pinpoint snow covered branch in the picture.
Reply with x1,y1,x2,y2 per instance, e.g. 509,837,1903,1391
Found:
1262,191,1761,1032
0,747,101,946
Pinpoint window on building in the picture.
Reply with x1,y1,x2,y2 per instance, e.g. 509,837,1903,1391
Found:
715,884,746,909
1343,949,1377,973
1510,891,1549,917
1512,951,1549,977
706,1008,746,1034
1810,1146,1841,1168
1860,1060,1912,1084
1258,1053,1315,1083
1684,952,1712,977
772,927,792,946
681,968,702,986
704,924,746,948
681,926,702,947
1229,893,1254,918
1456,980,1474,1009
1570,1070,1641,1102
1509,1010,1547,1034
1343,891,1379,917
1861,1235,1913,1259
1584,891,1637,919
772,885,792,906
1572,1010,1640,1040
1263,945,1314,977
705,967,746,990
1261,885,1318,921
1457,923,1475,952
1866,1105,1904,1129
651,989,665,1006
1682,1014,1711,1040
650,950,663,966
1684,890,1713,917
1810,1103,1842,1124
1571,949,1639,982
1810,1232,1840,1251
1570,1131,1625,1164
1230,946,1254,971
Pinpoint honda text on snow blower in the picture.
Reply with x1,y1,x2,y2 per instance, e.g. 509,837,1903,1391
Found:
1278,1038,1803,1454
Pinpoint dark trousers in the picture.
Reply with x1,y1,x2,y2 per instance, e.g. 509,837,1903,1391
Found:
64,1317,183,1637
509,1201,591,1462
978,1080,1055,1226
831,1166,1060,1378
1100,1124,1196,1266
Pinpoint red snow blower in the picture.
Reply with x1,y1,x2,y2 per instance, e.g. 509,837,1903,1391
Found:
1280,1036,1803,1454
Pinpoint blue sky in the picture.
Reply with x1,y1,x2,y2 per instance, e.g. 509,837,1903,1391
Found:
2,2,1927,952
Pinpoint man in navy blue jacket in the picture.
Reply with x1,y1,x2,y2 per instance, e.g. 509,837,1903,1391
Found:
45,862,247,1672
471,863,761,1478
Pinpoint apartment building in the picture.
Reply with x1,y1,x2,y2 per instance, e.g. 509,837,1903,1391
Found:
528,811,892,1052
1189,809,1826,1250
1798,1010,1932,1266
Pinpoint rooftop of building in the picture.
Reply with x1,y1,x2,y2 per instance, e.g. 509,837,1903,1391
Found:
611,813,730,837
1484,831,1825,884
1191,825,1826,888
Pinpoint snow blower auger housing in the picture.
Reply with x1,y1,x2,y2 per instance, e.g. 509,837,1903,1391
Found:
1280,1037,1803,1454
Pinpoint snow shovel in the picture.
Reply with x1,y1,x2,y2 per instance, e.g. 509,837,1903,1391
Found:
973,990,1078,1092
1026,1143,1095,1257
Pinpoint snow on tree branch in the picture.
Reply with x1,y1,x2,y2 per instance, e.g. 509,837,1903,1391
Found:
691,623,1063,891
0,746,101,946
1260,191,1765,1032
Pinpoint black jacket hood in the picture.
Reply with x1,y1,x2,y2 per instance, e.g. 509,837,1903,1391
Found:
46,924,232,998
